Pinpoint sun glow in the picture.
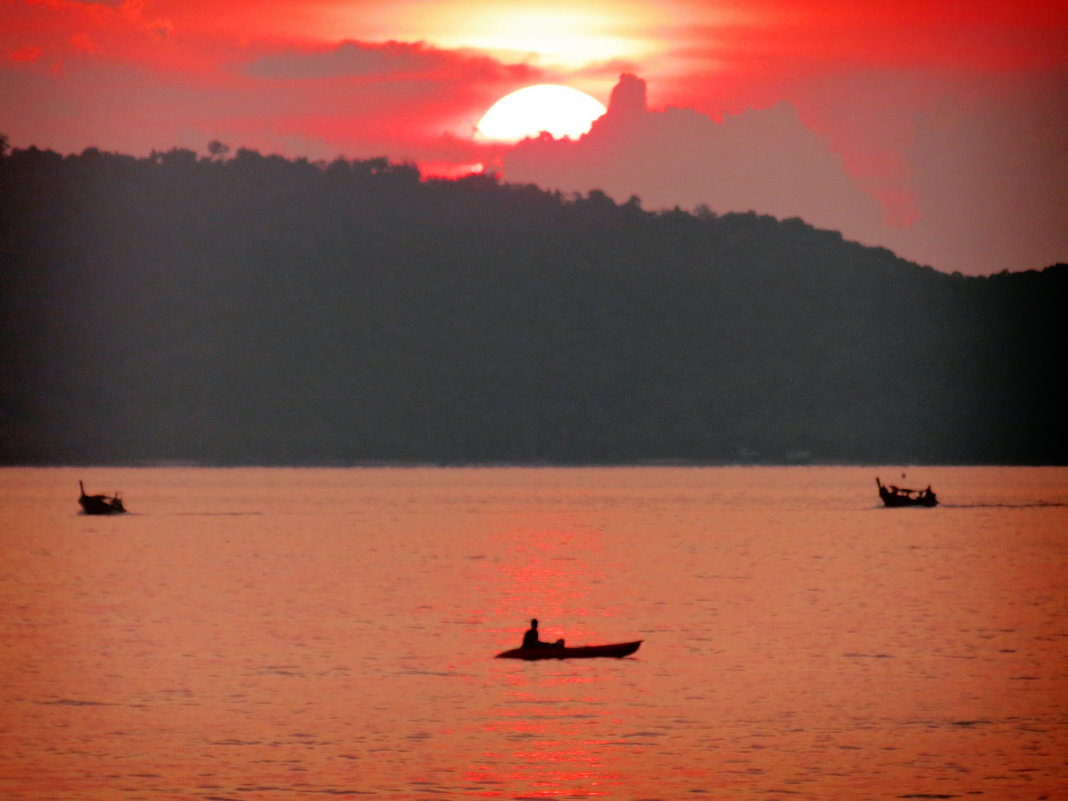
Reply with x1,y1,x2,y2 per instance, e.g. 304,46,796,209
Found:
340,1,663,67
437,9,636,65
476,85,606,143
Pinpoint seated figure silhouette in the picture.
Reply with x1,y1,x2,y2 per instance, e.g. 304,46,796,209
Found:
522,618,564,649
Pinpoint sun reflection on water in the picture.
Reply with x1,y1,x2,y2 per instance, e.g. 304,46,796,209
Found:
465,720,624,798
463,513,638,798
481,522,626,642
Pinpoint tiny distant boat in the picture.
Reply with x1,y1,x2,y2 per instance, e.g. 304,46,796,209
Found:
495,640,642,660
876,477,937,508
78,481,126,515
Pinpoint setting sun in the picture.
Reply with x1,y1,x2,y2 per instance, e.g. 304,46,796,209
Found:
476,85,607,143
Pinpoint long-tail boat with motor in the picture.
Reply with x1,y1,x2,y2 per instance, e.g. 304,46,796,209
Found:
495,640,642,660
78,481,126,515
875,477,937,508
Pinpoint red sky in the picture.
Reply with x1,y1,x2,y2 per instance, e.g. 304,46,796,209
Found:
2,0,1066,275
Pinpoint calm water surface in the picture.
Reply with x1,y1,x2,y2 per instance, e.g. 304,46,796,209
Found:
1,466,1065,800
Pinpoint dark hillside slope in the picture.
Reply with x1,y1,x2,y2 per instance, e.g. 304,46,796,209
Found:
1,147,1063,464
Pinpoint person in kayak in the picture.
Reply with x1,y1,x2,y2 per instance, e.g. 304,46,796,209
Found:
522,619,564,649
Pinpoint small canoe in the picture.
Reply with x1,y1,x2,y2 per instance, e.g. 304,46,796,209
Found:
495,640,642,660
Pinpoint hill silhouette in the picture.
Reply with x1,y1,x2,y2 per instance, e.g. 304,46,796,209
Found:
1,144,1064,465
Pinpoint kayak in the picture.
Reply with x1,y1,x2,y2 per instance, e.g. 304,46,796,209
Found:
495,640,642,660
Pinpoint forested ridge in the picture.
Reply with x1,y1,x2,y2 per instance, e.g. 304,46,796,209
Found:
1,145,1064,465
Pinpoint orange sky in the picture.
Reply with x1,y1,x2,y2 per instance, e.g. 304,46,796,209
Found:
2,0,1066,274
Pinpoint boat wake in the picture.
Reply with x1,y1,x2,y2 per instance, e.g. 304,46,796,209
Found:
939,502,1066,509
168,511,266,516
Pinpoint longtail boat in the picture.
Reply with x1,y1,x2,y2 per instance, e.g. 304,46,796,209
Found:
78,481,126,515
876,477,937,507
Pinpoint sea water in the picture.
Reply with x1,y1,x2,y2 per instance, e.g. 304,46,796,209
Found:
1,466,1065,800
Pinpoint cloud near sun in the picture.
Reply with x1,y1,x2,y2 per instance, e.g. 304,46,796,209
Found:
1,0,1066,275
242,40,537,83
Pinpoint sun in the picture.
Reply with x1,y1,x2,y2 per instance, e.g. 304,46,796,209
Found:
476,85,607,144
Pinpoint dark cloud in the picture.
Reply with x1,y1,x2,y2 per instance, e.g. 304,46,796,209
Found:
243,39,538,83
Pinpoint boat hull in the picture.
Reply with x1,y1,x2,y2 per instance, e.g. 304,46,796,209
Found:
495,640,642,660
79,498,126,515
879,491,937,508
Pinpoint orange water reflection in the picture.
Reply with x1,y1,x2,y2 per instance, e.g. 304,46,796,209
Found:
6,467,1063,799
